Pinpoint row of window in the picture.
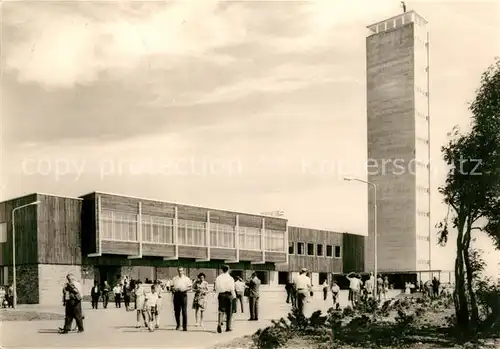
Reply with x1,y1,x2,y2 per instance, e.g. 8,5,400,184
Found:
416,136,429,145
288,242,341,258
417,235,430,242
418,259,430,265
100,210,285,252
416,86,428,97
417,211,430,217
417,185,430,193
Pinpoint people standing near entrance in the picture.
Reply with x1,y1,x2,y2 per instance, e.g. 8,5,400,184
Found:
102,281,111,308
59,273,84,334
214,265,236,333
234,277,245,313
376,275,384,301
171,267,192,331
91,281,100,309
113,283,122,308
293,268,311,315
192,273,209,327
331,280,340,310
246,272,261,321
322,280,329,301
365,273,375,298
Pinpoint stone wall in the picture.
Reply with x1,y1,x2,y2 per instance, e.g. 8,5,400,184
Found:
38,264,82,305
6,264,39,304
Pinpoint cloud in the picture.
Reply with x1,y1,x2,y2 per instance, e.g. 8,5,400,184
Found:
2,0,399,89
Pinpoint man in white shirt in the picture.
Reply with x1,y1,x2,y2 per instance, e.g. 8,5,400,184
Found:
365,273,375,298
293,268,311,315
234,277,246,313
214,265,236,333
331,281,341,310
347,273,362,307
171,267,192,331
113,284,122,308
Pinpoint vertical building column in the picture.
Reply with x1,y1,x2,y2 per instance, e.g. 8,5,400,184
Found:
206,211,211,259
235,215,240,261
285,221,289,265
269,271,278,286
164,207,179,260
138,202,143,257
261,218,266,263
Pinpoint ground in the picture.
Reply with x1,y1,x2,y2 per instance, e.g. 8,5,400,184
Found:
0,289,400,349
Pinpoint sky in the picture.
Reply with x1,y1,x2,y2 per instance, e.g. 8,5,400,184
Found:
1,0,499,279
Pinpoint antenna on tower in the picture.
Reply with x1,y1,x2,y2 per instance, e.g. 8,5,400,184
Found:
401,1,407,13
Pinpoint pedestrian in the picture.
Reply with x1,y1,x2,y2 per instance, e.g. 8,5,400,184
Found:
214,265,236,333
246,272,261,321
285,279,293,304
376,274,384,301
432,277,440,298
144,284,159,332
59,273,84,334
365,273,375,298
293,268,312,315
134,282,147,328
346,272,362,307
192,273,209,327
234,277,245,313
322,280,329,301
90,281,100,309
113,283,122,308
171,267,192,331
331,280,340,310
102,281,111,308
152,280,163,328
123,282,132,311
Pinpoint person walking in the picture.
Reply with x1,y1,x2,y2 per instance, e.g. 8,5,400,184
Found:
144,284,159,332
214,265,236,333
285,280,293,304
192,273,209,327
376,275,384,301
432,277,440,298
346,273,362,308
322,280,329,301
113,283,122,308
102,281,111,309
171,267,192,331
59,273,84,334
365,273,375,298
234,277,245,313
246,272,261,321
293,268,312,315
153,281,163,328
90,281,100,309
134,282,147,328
123,282,132,311
331,280,340,310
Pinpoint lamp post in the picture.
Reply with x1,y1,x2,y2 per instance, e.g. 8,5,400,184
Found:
12,201,40,308
344,177,377,296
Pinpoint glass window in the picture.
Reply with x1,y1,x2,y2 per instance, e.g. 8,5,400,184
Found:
288,242,294,254
297,242,305,255
307,243,314,256
265,229,285,252
316,244,323,257
239,226,261,250
100,210,138,242
326,245,333,257
178,219,206,246
334,246,341,258
141,215,173,244
0,222,7,243
210,223,235,248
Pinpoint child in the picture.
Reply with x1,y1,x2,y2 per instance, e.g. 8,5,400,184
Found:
144,285,159,332
331,281,340,310
134,282,147,329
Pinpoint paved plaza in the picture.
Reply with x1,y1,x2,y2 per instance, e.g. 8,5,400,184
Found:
1,289,399,349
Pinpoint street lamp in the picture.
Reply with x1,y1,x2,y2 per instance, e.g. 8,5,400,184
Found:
12,201,40,308
344,177,378,295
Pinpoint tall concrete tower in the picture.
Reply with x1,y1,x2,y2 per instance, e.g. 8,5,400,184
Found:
365,11,432,278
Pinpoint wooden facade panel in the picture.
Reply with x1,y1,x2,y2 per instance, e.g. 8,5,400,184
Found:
37,195,83,265
142,244,175,257
177,205,207,222
210,248,236,260
238,215,263,229
265,252,286,263
1,194,39,266
209,210,236,226
264,218,287,231
141,200,175,218
178,246,207,259
239,250,261,261
289,226,343,245
343,233,365,273
99,194,139,213
278,255,342,273
101,240,139,255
